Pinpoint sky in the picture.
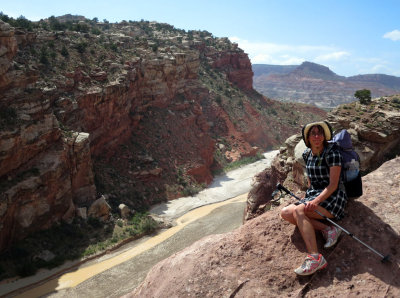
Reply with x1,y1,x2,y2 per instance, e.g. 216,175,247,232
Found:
2,0,400,77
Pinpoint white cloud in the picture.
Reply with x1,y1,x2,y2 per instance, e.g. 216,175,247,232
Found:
229,37,348,66
371,64,389,73
315,51,350,62
250,54,304,65
383,30,400,41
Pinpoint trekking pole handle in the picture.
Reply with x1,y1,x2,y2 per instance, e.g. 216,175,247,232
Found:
276,183,290,195
276,183,302,200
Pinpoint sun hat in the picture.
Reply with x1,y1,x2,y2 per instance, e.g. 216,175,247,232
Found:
302,121,333,147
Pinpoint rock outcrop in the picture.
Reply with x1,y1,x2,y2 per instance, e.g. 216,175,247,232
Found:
253,61,400,108
126,157,400,297
244,96,400,219
328,97,400,173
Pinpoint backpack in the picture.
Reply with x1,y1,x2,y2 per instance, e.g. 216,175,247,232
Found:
305,129,363,197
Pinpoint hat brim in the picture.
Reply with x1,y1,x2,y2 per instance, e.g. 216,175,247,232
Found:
302,121,332,147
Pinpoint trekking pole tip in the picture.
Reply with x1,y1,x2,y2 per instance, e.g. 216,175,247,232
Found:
381,255,390,263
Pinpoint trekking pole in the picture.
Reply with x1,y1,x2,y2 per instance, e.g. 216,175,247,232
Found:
275,183,391,263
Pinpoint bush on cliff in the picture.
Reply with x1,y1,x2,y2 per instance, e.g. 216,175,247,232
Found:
354,89,371,104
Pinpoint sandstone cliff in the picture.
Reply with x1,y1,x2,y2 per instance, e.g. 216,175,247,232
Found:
0,17,325,251
0,21,96,252
253,62,400,108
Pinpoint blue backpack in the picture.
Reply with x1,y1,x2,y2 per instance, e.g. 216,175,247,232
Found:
305,129,363,197
329,129,363,197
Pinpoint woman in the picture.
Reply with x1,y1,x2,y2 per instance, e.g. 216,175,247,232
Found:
280,121,348,276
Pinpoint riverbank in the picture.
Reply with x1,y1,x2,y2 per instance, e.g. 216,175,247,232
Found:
150,150,279,222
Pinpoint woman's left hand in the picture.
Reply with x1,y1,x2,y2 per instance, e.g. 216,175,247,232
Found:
305,200,319,212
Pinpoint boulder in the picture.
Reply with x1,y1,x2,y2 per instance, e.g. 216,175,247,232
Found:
88,196,111,221
76,207,87,219
119,204,131,219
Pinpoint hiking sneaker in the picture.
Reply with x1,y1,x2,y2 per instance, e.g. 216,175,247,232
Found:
322,225,342,248
294,254,327,276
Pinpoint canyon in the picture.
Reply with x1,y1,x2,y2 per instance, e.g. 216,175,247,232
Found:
0,16,325,252
1,14,400,296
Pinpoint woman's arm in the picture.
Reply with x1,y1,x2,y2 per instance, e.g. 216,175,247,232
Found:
305,166,341,211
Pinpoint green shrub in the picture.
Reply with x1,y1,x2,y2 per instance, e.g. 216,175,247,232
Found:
110,43,118,52
0,106,17,127
354,89,371,105
87,217,103,228
129,213,158,235
73,23,89,33
48,16,66,31
91,28,101,35
182,184,203,197
40,46,49,65
138,216,158,234
16,261,37,277
61,46,69,57
76,42,88,54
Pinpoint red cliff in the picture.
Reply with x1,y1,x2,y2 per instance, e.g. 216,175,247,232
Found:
0,19,324,250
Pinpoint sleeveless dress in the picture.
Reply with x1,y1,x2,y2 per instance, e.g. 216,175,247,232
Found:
301,145,348,220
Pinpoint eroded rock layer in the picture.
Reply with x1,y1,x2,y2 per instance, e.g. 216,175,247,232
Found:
0,18,325,250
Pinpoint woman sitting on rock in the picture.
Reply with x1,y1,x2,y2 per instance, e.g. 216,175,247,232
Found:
280,121,347,276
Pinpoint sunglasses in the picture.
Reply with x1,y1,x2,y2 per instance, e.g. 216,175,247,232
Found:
309,131,324,137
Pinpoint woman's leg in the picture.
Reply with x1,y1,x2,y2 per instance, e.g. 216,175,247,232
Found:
293,204,319,253
282,203,335,254
282,203,334,275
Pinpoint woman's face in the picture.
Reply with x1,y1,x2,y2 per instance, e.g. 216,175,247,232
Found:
308,125,325,147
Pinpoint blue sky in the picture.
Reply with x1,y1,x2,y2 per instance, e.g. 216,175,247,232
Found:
2,0,400,77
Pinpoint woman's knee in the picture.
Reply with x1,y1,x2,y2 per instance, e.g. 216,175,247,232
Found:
293,204,306,219
280,205,295,221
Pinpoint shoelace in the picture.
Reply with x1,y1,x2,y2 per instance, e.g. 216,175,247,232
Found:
301,257,314,270
323,227,335,239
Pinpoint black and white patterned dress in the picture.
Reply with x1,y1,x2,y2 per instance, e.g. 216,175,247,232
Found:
301,144,348,220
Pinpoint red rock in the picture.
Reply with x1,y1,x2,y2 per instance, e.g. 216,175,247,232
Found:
207,50,254,90
90,71,107,81
128,157,400,298
0,21,325,251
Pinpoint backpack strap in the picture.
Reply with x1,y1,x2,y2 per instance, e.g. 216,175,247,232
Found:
323,143,336,165
324,143,346,191
303,148,312,164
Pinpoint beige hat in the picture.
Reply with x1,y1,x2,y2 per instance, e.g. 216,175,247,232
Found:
302,121,333,147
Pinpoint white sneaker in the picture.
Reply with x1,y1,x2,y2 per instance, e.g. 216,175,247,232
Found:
322,226,342,248
294,254,327,276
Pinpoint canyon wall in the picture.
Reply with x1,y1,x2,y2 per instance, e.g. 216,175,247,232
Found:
0,22,96,250
0,19,325,250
